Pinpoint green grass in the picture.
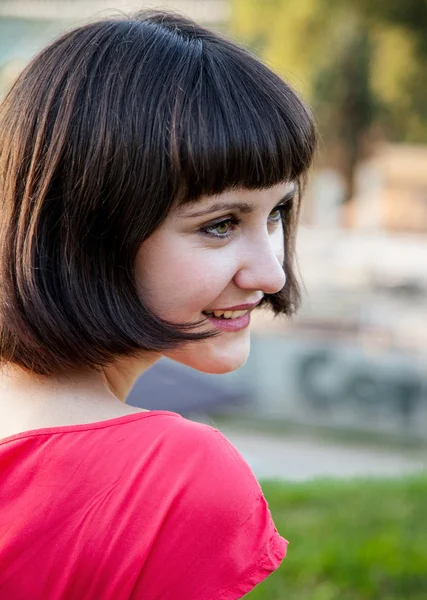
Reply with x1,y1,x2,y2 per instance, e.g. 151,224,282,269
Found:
246,476,427,600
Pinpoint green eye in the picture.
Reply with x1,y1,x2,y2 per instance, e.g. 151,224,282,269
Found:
214,222,231,235
200,216,240,239
269,205,285,222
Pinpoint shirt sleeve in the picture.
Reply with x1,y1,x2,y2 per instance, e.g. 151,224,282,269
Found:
130,421,288,600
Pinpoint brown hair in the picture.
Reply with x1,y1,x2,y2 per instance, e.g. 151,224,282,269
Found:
0,10,317,376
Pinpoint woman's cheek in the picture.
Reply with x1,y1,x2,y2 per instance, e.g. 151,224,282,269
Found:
272,227,285,265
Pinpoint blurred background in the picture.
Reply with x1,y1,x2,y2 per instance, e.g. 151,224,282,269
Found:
1,1,426,597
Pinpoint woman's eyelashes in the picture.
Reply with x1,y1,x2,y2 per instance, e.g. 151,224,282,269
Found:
199,204,287,239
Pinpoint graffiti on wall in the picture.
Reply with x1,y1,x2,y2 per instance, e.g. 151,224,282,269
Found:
297,349,425,425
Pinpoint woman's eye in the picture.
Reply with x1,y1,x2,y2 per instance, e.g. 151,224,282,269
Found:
268,206,285,222
213,221,232,235
200,217,240,239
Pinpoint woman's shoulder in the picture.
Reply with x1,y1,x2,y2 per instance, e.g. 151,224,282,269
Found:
1,409,265,533
118,411,264,500
87,410,266,521
129,415,288,599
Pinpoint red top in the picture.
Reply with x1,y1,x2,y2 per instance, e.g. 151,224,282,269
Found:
0,410,287,599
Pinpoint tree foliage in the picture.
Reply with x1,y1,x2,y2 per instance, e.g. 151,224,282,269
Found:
352,0,427,55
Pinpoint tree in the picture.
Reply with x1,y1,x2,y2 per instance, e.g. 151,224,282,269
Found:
347,0,427,142
312,22,377,200
351,0,427,56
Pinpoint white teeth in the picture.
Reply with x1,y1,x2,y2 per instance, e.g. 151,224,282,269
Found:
210,309,248,319
213,310,224,318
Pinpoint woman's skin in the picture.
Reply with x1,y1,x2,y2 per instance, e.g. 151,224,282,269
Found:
0,182,294,439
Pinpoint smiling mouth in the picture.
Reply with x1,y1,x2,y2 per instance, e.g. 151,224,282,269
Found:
202,309,249,320
201,309,251,332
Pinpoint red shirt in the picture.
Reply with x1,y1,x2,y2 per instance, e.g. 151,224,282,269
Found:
0,410,287,599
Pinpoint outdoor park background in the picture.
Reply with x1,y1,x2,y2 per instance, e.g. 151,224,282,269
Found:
0,1,426,598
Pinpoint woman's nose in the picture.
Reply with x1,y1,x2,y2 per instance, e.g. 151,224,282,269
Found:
233,234,286,294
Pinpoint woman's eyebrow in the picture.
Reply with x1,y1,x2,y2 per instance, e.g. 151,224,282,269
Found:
181,202,255,218
181,190,295,219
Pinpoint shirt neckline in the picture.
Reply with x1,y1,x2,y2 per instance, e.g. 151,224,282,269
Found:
0,409,181,447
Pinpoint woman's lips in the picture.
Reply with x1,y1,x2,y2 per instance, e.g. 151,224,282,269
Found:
209,299,263,312
204,311,251,332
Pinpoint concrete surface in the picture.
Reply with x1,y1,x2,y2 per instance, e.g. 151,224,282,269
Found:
217,425,427,481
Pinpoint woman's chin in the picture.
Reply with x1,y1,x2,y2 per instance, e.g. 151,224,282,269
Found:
194,355,247,375
164,334,250,374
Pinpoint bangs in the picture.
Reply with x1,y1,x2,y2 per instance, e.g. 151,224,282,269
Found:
167,40,316,202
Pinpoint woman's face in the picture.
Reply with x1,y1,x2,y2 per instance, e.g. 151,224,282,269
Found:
136,182,295,374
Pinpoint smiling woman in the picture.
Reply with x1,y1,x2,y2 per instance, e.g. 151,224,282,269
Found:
138,183,294,374
0,9,316,600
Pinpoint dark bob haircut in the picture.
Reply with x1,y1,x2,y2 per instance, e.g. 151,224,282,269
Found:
0,10,317,376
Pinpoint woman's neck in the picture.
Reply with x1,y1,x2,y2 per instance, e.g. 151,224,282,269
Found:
0,353,160,439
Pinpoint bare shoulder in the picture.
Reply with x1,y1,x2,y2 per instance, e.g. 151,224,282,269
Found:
0,396,148,441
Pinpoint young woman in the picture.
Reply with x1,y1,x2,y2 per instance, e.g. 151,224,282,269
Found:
0,10,316,599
